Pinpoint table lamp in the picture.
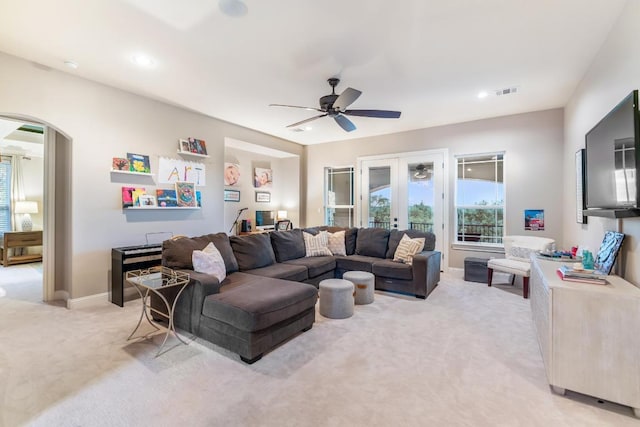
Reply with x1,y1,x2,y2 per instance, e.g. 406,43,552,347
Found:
277,210,288,220
14,201,38,231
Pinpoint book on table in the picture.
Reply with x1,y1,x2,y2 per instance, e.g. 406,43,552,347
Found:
556,265,607,285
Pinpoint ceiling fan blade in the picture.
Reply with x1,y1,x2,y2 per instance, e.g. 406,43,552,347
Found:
269,103,323,112
333,87,362,111
343,109,401,119
286,114,328,128
334,114,356,132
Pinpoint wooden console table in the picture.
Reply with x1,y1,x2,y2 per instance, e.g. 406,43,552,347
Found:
530,256,640,417
0,231,43,267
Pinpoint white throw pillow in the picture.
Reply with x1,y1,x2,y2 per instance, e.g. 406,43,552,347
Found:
192,242,226,282
393,234,425,265
303,231,333,257
327,230,346,256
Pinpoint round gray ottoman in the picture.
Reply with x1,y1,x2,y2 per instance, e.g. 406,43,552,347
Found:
319,279,354,319
343,271,375,305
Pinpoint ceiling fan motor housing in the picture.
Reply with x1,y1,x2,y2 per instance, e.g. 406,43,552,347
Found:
320,94,339,113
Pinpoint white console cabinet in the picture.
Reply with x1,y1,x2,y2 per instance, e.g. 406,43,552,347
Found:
530,257,640,416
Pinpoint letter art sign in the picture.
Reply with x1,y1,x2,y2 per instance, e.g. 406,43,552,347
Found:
158,157,206,186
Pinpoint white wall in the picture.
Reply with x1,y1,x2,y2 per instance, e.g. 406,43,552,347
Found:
0,51,303,299
223,146,300,233
305,109,565,268
564,0,640,286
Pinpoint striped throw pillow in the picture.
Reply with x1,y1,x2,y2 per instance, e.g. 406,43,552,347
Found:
327,230,346,256
393,234,425,265
303,231,333,257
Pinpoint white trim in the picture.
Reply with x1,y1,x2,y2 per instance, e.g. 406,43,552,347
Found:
43,127,56,302
66,292,109,309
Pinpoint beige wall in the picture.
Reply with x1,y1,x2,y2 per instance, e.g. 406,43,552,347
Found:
564,0,640,286
305,109,565,269
0,51,302,299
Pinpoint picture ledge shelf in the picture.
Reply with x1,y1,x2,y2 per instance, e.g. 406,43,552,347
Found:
111,170,153,176
177,150,209,158
124,207,200,210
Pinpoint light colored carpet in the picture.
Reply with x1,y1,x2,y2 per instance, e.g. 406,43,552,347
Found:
0,268,637,427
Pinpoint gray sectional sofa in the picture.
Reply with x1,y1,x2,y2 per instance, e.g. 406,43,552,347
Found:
158,226,441,363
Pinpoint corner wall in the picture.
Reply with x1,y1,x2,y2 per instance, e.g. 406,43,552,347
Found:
564,0,640,285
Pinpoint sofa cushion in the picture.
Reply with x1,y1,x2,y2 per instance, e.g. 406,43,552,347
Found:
304,226,358,255
356,228,390,258
270,229,306,262
373,259,414,281
327,230,346,256
192,242,227,282
163,235,211,270
243,263,308,282
303,231,333,257
230,233,276,271
202,279,318,332
335,254,381,273
206,233,239,273
283,256,336,278
393,234,425,265
386,229,436,258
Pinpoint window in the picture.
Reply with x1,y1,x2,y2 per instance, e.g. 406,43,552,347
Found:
0,156,11,232
325,166,354,227
455,153,504,244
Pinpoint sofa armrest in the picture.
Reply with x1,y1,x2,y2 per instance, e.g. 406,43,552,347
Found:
411,250,441,298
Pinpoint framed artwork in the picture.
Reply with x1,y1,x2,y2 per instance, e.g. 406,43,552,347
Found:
224,189,240,202
594,231,625,274
224,163,240,186
178,139,190,153
255,191,271,203
524,209,544,231
175,181,197,207
254,167,272,188
138,194,157,207
575,149,587,224
112,157,129,171
126,153,151,173
156,189,177,207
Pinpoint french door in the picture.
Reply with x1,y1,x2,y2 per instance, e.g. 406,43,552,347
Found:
359,150,445,255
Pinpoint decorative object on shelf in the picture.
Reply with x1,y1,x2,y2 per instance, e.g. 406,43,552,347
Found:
224,162,240,186
122,187,145,208
156,189,177,207
131,188,147,207
196,190,202,207
575,149,587,224
594,231,625,275
138,194,157,207
255,191,271,203
179,137,208,155
14,201,38,232
127,153,151,173
112,157,129,171
524,209,544,231
158,157,206,186
175,181,196,207
224,189,240,202
254,167,272,188
178,139,190,153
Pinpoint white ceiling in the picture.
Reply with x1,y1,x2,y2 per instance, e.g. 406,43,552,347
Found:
0,0,628,145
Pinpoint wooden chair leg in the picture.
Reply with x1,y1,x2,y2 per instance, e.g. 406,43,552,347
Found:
487,268,493,287
523,276,530,299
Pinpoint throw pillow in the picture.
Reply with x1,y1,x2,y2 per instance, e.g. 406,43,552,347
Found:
327,230,347,256
303,231,333,257
192,242,227,282
393,234,425,265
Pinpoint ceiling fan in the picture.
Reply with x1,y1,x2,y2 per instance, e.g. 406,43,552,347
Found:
269,78,401,132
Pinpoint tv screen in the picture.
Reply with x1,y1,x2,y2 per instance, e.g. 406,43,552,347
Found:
255,210,275,229
585,90,638,209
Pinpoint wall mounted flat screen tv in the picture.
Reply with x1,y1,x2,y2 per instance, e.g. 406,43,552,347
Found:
255,210,275,230
585,90,639,213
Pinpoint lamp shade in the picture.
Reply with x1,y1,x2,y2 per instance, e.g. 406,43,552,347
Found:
277,210,288,220
14,201,38,214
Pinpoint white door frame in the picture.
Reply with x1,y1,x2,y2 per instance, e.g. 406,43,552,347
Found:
357,148,449,268
42,127,55,301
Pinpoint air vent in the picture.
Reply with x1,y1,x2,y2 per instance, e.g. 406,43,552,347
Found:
495,87,519,96
289,128,304,132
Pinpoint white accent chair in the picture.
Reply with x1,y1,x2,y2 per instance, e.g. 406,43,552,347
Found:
487,235,555,299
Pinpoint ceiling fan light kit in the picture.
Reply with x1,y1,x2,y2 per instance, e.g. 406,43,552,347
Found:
270,78,401,132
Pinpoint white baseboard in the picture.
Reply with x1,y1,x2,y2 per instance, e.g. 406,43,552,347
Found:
67,292,108,309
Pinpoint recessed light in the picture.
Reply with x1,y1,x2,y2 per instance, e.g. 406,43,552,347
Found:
219,0,248,17
131,54,156,68
64,60,78,69
477,91,488,99
304,126,313,131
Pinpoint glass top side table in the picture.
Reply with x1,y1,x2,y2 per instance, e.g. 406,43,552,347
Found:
125,266,190,356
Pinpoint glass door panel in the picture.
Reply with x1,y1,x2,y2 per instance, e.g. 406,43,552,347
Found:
406,161,435,233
